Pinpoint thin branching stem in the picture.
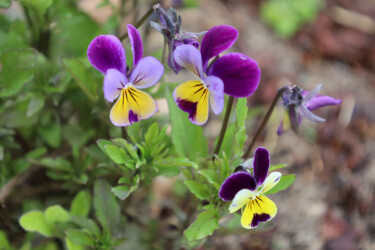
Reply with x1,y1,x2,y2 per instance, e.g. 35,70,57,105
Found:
243,86,289,158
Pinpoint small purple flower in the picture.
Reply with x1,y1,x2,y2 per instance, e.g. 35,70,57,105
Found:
173,25,261,125
219,147,281,229
87,25,164,126
278,84,341,135
151,5,205,74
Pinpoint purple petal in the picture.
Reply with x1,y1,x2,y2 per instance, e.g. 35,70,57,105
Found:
205,76,224,115
219,172,256,201
209,53,261,97
253,147,270,186
305,94,342,111
174,45,204,78
129,56,164,89
127,24,143,66
103,69,127,102
200,25,238,70
169,39,199,74
87,35,126,74
299,105,326,123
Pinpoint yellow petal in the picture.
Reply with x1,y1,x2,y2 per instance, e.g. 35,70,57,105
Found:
241,195,277,229
229,189,256,213
110,87,157,126
173,80,209,125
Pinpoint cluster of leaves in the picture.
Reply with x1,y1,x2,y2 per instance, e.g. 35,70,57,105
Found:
261,0,323,38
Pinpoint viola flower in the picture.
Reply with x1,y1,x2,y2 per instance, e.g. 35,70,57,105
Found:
173,25,261,125
278,84,341,135
151,5,205,73
87,24,164,126
219,147,281,229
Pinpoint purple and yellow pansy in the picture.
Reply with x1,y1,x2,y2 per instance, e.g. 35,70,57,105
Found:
173,25,261,125
219,147,281,229
87,24,164,126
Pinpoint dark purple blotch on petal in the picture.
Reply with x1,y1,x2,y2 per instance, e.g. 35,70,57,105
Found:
219,172,256,201
209,53,260,97
253,147,270,186
251,213,271,228
129,110,138,124
176,98,197,121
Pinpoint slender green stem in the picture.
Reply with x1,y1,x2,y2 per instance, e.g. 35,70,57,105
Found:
119,4,158,41
243,86,289,158
212,96,234,160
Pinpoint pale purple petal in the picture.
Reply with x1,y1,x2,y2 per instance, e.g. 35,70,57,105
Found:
219,172,256,201
305,95,342,111
103,69,127,102
209,53,261,97
200,25,238,70
87,35,126,74
303,84,322,102
298,105,326,123
205,76,224,115
253,147,270,186
174,45,203,78
169,39,199,74
129,56,164,89
127,24,143,66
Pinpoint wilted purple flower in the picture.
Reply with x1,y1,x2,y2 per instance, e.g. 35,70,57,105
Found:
87,24,164,126
278,84,341,135
219,147,281,229
151,5,205,74
173,25,261,125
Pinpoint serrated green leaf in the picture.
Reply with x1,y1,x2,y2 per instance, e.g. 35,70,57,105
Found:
264,174,296,195
165,86,208,159
184,180,210,200
26,95,44,117
96,139,113,153
94,179,120,232
198,170,220,190
103,145,127,164
0,49,36,97
144,122,159,145
44,205,71,228
65,229,95,246
112,138,138,159
184,209,219,241
70,190,91,217
61,58,98,102
19,211,53,237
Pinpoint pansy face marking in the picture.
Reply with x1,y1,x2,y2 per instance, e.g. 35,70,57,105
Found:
278,84,341,135
87,25,164,126
219,147,281,229
173,25,261,125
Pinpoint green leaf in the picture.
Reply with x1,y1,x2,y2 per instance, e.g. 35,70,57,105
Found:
96,139,113,153
93,179,120,232
71,216,101,238
184,209,219,241
144,122,159,145
103,145,127,164
269,163,288,172
264,174,296,195
0,230,10,249
0,49,36,97
19,211,53,237
165,86,208,159
37,123,61,148
66,238,85,250
65,229,95,246
18,0,52,17
70,190,91,217
27,95,45,117
184,180,210,200
198,170,220,190
0,0,11,8
111,175,140,200
61,58,98,102
44,205,71,227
